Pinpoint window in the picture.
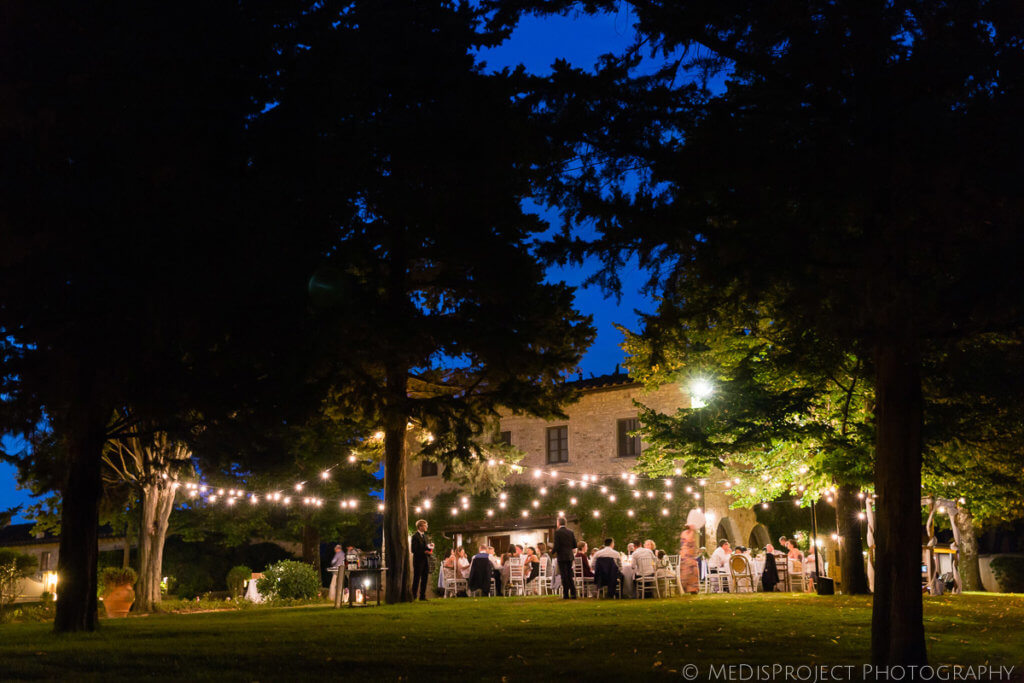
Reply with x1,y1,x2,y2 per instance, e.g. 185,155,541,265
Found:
546,426,568,464
41,551,51,572
498,431,512,446
617,418,641,458
421,460,438,477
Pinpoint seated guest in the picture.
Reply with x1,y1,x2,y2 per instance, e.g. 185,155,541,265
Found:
537,542,552,576
656,549,672,569
592,538,622,597
524,546,540,583
708,540,731,571
631,540,657,576
785,539,804,562
575,541,593,577
468,544,497,596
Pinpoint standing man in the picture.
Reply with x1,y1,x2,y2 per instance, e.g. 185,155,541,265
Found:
552,517,577,599
411,519,433,601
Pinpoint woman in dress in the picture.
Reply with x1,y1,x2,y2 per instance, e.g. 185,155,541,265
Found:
678,508,704,594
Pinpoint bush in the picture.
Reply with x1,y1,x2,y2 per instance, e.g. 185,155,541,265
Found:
98,566,138,596
989,555,1024,593
256,560,320,601
0,549,39,611
226,565,252,599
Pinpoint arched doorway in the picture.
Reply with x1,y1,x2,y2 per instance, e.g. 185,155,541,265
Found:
748,523,770,549
715,517,743,545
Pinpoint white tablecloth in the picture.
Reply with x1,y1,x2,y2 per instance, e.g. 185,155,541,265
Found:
245,578,264,603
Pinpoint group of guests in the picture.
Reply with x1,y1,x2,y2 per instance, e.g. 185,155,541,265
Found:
705,534,819,591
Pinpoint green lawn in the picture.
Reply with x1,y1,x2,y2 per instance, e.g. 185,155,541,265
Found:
1,593,1021,681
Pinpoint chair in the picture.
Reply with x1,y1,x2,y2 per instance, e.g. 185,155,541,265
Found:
774,554,790,592
593,557,622,598
536,557,553,596
660,555,683,597
789,558,813,592
442,564,467,598
729,554,756,593
705,563,730,593
572,557,595,597
506,557,526,596
467,556,495,597
633,554,660,599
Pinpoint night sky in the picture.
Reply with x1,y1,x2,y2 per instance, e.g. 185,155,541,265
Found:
0,11,653,520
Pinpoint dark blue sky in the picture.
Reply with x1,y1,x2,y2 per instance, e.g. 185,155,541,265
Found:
1,11,654,521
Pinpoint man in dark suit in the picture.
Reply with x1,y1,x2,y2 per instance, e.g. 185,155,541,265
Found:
551,517,577,599
411,519,433,601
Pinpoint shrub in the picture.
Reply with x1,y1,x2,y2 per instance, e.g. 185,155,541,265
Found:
98,566,138,596
0,549,38,611
989,555,1024,593
256,560,320,601
226,565,252,599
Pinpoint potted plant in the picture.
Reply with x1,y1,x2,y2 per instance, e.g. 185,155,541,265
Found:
99,567,138,618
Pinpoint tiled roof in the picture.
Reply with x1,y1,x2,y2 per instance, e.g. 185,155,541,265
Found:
566,371,637,391
0,522,121,547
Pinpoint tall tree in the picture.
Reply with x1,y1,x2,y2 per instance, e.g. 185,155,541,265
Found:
491,0,1024,665
0,1,326,631
260,0,594,602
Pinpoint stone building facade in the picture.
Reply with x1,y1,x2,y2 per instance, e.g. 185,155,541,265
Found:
405,373,763,552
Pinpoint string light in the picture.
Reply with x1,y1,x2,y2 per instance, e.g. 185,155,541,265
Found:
592,510,601,518
321,471,330,480
569,497,577,505
627,509,634,517
608,494,617,502
487,509,494,517
521,510,529,518
661,508,669,516
674,468,683,476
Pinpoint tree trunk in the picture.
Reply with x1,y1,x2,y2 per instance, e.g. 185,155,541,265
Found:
135,480,175,612
871,340,927,666
836,483,870,594
954,508,981,592
302,522,321,575
383,365,412,604
54,400,108,633
122,522,131,570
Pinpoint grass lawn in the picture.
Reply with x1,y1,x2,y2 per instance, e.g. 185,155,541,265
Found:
1,593,1021,681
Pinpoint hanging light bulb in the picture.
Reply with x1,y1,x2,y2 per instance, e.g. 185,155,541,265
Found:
499,501,507,509
413,505,421,513
600,486,608,494
627,509,635,517
694,493,701,500
646,491,655,499
608,494,617,503
685,486,693,493
533,469,543,478
283,497,291,505
569,497,577,505
620,473,629,480
461,496,469,504
521,510,529,518
592,510,601,518
699,479,707,486
294,483,303,492
499,493,507,501
321,471,330,480
348,454,358,463
633,491,641,498
451,507,459,516
661,508,669,516
557,510,565,518
748,486,756,494
568,480,577,488
550,470,558,478
665,492,674,500
540,487,548,495
487,509,494,517
664,479,673,487
532,500,540,508
377,503,385,512
857,512,866,520
423,499,432,509
761,502,769,509
674,468,683,476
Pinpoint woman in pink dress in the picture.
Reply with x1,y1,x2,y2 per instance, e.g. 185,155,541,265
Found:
679,509,704,594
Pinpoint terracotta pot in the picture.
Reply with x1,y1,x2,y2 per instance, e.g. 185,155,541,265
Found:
102,584,135,618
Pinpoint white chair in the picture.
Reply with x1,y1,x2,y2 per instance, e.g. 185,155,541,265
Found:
442,564,467,598
506,557,526,596
572,557,595,598
536,558,553,596
789,558,813,592
659,555,682,597
633,555,660,599
729,554,756,593
705,565,730,593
